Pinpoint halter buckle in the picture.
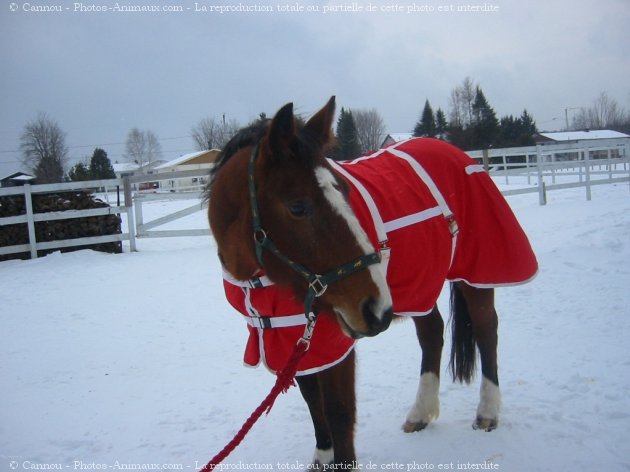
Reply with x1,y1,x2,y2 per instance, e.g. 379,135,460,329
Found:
309,275,328,298
298,311,318,351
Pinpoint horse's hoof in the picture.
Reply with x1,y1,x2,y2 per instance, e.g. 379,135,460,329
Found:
473,416,498,432
310,447,334,469
403,420,429,433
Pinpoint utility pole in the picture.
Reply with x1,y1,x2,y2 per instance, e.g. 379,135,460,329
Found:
564,107,580,130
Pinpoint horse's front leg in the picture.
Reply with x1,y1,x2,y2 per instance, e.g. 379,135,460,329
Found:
296,374,334,467
296,350,357,469
403,307,444,432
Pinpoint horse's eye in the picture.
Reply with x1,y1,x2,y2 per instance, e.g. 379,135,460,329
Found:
287,200,313,219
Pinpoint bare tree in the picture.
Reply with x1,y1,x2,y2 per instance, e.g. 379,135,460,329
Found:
191,116,240,151
449,77,476,128
124,128,162,168
353,108,386,153
125,128,145,164
572,92,627,130
145,131,162,164
20,112,68,183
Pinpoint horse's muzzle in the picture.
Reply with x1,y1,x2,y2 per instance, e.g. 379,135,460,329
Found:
337,297,394,339
361,297,394,337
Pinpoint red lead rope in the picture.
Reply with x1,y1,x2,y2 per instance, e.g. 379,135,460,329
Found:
200,338,310,471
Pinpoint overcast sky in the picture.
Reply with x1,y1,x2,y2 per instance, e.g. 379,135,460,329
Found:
1,0,629,177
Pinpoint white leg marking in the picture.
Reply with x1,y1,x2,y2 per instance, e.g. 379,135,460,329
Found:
314,166,392,317
313,447,334,466
404,372,440,431
475,376,501,429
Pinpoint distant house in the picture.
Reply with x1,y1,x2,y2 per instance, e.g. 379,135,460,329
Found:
535,130,630,160
380,133,413,148
111,160,170,191
535,130,630,143
154,149,220,191
1,172,36,188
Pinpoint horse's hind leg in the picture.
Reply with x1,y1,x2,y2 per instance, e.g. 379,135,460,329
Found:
403,307,444,432
296,350,357,468
454,282,500,431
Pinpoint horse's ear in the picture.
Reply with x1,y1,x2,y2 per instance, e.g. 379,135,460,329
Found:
266,102,295,156
304,96,336,147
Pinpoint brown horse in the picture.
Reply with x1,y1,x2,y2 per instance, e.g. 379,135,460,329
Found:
206,97,537,468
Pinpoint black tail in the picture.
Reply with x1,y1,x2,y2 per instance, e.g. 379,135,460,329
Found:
449,283,476,384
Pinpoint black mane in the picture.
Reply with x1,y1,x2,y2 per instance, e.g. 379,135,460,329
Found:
203,119,269,201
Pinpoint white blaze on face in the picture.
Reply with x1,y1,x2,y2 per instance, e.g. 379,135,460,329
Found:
314,166,392,319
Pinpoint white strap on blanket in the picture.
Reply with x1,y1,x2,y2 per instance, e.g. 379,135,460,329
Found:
328,159,391,275
241,285,306,329
328,159,388,245
223,269,274,288
245,313,307,329
386,146,454,221
466,164,485,175
386,142,459,266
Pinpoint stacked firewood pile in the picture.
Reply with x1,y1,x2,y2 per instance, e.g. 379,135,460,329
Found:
0,191,122,261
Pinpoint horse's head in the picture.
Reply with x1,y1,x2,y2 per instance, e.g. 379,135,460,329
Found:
209,97,393,338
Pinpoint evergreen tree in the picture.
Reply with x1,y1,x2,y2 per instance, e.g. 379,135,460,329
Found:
435,108,448,139
496,110,538,148
35,155,65,183
332,108,362,160
68,162,91,181
471,87,499,149
414,100,436,137
519,109,537,145
497,115,517,147
89,148,116,179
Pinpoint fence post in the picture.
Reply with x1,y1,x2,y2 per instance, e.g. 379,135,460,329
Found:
502,154,509,185
24,184,38,259
123,176,137,252
482,149,489,172
584,148,592,201
607,148,613,181
536,145,546,206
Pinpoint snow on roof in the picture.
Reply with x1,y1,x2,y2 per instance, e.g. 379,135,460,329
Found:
1,172,35,181
155,150,219,170
155,151,206,170
540,130,630,141
11,174,36,181
112,162,140,173
386,133,414,142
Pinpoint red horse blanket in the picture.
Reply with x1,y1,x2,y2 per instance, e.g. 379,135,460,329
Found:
222,138,538,375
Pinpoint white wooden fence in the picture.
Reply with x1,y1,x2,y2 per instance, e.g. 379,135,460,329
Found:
0,177,135,260
467,138,630,205
2,140,629,259
129,169,210,239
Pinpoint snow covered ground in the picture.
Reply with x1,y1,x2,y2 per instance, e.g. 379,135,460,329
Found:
2,178,629,472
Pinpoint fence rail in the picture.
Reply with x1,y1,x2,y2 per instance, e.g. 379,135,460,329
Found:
2,141,629,259
0,177,136,259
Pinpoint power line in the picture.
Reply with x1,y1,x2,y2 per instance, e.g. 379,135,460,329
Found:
0,134,194,154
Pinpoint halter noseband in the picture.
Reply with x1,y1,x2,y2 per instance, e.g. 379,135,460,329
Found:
248,144,381,323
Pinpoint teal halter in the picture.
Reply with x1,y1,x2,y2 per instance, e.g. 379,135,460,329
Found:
247,144,381,321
